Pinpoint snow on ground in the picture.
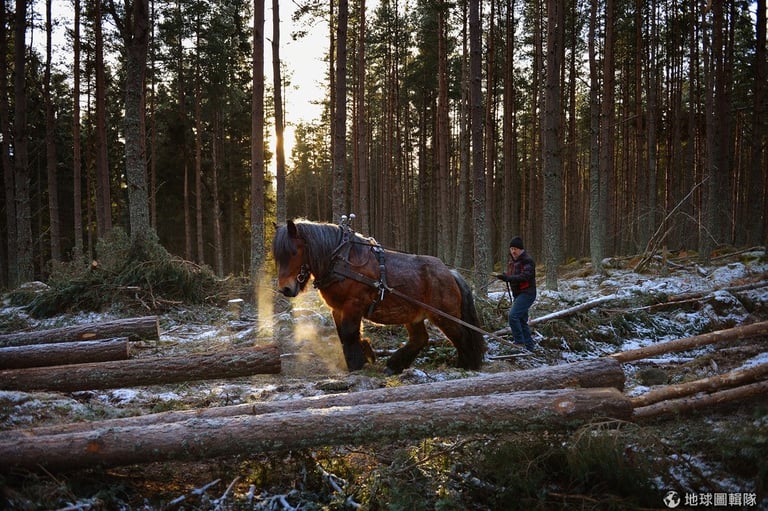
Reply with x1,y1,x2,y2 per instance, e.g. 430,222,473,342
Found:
2,250,765,424
0,249,766,509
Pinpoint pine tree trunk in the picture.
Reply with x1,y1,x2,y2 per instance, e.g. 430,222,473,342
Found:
95,0,112,238
250,0,266,277
13,0,33,284
610,321,768,363
469,0,491,295
0,387,631,472
0,345,281,392
8,357,625,438
0,0,16,286
45,0,61,263
332,0,349,220
272,0,287,225
542,0,564,290
72,0,84,260
0,316,160,348
119,0,152,246
0,338,130,370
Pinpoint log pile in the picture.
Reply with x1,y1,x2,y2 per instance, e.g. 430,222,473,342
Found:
607,321,767,420
0,316,161,347
0,344,281,392
0,316,282,392
0,337,130,369
0,313,765,474
0,388,631,473
0,316,159,370
0,358,630,472
4,357,626,439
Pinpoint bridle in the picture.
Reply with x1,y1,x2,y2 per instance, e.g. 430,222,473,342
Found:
296,263,311,284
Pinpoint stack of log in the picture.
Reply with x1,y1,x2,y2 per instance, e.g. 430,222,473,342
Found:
611,321,768,420
0,316,281,392
0,358,630,472
0,315,765,473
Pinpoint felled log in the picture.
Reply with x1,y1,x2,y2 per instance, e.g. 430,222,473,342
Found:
0,344,280,392
0,387,632,472
494,296,617,334
610,321,768,363
633,379,768,420
0,316,160,348
0,337,130,370
6,358,625,439
631,362,768,408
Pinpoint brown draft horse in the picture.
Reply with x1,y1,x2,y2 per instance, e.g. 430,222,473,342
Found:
272,219,486,373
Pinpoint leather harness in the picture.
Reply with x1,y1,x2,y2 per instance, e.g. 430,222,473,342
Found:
303,223,505,344
310,227,389,317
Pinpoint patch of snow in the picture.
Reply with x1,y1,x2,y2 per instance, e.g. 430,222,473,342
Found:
155,391,183,402
709,263,749,287
737,352,768,370
106,388,143,405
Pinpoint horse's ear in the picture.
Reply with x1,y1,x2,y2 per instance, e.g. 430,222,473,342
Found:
287,219,299,239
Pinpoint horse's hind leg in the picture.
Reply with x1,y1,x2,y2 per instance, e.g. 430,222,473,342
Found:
332,309,375,371
431,315,482,370
386,321,429,374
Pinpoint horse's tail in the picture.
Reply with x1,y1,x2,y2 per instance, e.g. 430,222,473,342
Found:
450,270,486,370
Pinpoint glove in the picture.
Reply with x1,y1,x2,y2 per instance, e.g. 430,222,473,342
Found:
495,273,510,282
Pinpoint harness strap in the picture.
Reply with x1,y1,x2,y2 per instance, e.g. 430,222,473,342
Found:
310,226,506,344
385,286,508,344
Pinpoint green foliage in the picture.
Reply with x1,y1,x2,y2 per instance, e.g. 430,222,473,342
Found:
22,228,223,318
344,425,661,510
716,411,768,492
566,423,657,503
671,408,768,494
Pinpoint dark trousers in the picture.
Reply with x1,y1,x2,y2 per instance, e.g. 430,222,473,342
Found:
508,292,535,349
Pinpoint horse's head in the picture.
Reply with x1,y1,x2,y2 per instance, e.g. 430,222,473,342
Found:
272,220,311,297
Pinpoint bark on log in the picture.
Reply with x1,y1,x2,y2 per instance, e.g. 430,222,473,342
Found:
494,296,617,334
0,344,281,392
0,316,160,348
631,363,768,408
6,358,625,439
610,321,768,363
632,379,768,420
0,387,632,472
0,338,130,369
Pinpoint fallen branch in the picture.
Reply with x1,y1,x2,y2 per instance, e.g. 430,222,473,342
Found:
632,379,768,420
631,362,768,408
494,295,617,334
610,321,768,363
0,387,632,472
0,316,160,348
0,338,129,370
166,479,221,509
0,344,281,392
634,178,706,273
5,358,624,439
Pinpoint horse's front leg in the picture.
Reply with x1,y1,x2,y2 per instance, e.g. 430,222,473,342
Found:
332,309,375,371
386,320,429,374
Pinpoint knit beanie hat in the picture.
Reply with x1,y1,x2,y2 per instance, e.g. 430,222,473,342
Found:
509,236,524,249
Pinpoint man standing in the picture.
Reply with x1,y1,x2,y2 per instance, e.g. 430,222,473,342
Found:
496,237,537,351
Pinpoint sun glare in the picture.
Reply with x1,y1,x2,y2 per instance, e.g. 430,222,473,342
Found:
270,124,296,174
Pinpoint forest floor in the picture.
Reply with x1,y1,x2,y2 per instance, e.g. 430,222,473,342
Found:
0,248,767,510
